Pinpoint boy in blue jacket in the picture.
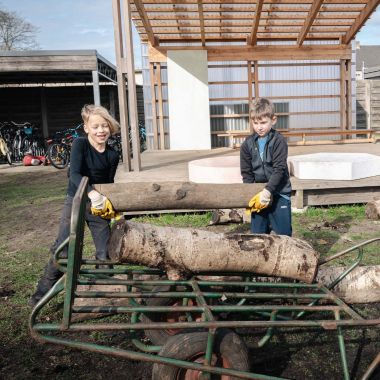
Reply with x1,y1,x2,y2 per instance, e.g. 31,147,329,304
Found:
240,98,292,236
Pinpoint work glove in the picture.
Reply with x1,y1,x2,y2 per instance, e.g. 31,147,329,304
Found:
246,188,272,214
89,191,121,220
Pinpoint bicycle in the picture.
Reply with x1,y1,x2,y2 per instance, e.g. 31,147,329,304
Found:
47,124,83,169
0,124,12,165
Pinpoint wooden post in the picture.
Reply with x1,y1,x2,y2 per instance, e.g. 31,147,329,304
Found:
254,61,259,100
346,58,352,131
340,59,347,131
92,70,101,106
122,0,141,171
109,86,116,117
149,62,159,149
247,61,253,133
112,0,131,171
156,63,165,150
365,80,372,129
40,87,49,139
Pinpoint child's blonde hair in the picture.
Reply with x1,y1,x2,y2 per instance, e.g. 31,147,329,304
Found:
81,104,120,135
250,98,275,121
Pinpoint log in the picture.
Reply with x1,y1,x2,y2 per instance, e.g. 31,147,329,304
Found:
94,182,265,212
316,265,380,304
209,208,244,225
108,221,319,284
365,198,380,219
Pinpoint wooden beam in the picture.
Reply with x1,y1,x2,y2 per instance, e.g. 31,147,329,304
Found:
149,62,159,149
249,0,264,45
197,0,206,46
340,59,347,130
123,0,141,171
156,63,166,150
148,44,352,63
297,0,324,45
343,0,380,44
346,58,352,130
133,0,156,46
247,61,253,133
112,0,131,171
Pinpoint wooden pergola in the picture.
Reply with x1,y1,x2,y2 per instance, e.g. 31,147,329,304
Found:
112,0,380,171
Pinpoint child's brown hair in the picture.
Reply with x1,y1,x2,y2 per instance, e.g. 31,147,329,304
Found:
250,98,275,121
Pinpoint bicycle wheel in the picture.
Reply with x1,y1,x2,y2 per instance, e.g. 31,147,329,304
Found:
48,143,69,169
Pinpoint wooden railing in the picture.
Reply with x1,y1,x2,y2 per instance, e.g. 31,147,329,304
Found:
216,129,377,148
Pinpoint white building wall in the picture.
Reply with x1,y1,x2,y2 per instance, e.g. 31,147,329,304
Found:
167,50,211,150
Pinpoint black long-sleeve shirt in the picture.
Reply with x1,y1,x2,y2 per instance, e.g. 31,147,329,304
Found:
67,137,119,197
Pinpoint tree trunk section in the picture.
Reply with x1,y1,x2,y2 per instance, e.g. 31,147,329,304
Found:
108,221,319,284
316,265,380,304
94,182,265,212
365,199,380,219
210,209,244,225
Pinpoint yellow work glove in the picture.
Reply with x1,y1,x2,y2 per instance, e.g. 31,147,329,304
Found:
246,188,272,214
89,191,122,220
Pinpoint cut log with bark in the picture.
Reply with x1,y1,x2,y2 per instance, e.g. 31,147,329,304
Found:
365,198,380,219
94,182,265,212
108,220,319,284
316,265,380,304
209,209,244,225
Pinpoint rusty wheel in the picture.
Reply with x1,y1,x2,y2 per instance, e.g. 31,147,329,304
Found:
152,330,250,380
140,285,203,345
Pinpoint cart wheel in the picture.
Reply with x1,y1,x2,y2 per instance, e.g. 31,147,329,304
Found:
152,329,250,380
140,285,203,345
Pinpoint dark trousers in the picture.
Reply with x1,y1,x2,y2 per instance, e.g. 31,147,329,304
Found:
33,196,110,299
251,195,292,236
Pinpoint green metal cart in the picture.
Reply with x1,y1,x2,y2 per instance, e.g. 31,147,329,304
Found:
29,177,380,380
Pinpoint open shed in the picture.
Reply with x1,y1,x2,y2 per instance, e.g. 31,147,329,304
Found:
0,50,118,137
112,0,380,172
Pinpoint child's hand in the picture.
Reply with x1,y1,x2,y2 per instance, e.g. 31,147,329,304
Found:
246,189,272,214
89,191,120,220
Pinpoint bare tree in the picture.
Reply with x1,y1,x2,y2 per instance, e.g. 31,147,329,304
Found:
0,9,39,50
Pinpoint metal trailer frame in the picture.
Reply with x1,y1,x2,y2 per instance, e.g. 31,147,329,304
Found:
29,177,380,380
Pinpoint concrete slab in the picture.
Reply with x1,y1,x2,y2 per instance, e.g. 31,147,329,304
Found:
188,155,242,183
288,153,380,180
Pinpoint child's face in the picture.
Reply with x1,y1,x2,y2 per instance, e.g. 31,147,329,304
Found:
252,116,277,137
84,114,110,145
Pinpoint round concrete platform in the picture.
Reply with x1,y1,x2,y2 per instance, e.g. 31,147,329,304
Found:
188,155,242,183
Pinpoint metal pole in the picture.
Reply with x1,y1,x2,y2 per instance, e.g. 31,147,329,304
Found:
92,70,101,106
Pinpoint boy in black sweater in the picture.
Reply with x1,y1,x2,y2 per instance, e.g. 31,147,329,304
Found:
240,98,292,236
30,105,120,306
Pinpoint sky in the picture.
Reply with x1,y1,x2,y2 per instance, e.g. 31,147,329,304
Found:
1,0,380,69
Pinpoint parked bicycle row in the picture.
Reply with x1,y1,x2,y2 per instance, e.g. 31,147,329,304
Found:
0,120,146,167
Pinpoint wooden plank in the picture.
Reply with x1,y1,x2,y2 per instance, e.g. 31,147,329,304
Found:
156,63,166,150
343,0,380,44
247,61,253,133
197,0,206,46
148,44,351,63
124,0,141,171
297,0,324,45
346,58,352,130
149,63,159,149
249,0,264,45
133,0,156,45
112,0,131,171
340,59,347,130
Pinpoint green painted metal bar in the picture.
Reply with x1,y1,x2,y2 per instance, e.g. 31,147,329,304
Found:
33,334,285,380
62,177,88,328
257,311,278,348
74,290,334,300
335,310,350,380
32,317,380,332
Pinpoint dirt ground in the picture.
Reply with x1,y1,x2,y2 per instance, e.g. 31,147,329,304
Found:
0,167,379,380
